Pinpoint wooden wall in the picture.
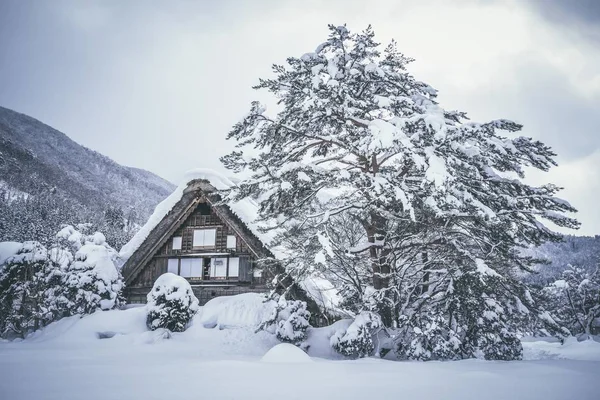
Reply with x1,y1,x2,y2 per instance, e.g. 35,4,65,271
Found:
129,199,257,288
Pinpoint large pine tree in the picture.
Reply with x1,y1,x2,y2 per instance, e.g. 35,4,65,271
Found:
222,25,578,359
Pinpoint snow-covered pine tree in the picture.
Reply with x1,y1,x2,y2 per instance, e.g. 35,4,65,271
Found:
63,231,124,315
221,24,578,359
146,273,199,332
545,265,600,339
0,242,49,338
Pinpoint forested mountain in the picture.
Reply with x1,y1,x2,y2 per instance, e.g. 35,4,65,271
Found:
0,106,175,247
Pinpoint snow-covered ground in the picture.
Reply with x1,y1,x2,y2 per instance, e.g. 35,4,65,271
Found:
1,300,599,400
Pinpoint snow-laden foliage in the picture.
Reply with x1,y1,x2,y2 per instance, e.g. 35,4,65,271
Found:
222,24,578,360
397,272,531,360
146,273,199,332
0,226,124,339
62,229,124,314
258,294,311,345
544,265,600,339
0,242,51,338
331,311,382,359
395,314,461,361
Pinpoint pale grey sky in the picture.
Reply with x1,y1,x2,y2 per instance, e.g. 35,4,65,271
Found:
0,0,599,234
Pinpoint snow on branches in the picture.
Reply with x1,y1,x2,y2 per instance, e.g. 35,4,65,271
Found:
258,294,311,345
222,24,579,359
146,273,199,333
0,226,124,339
331,311,382,359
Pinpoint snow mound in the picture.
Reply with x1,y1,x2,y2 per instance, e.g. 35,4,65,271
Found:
305,319,353,359
523,337,600,361
25,307,148,343
261,343,313,363
147,272,197,304
197,293,275,329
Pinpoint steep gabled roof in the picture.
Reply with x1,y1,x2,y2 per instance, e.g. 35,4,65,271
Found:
121,178,272,285
119,169,343,317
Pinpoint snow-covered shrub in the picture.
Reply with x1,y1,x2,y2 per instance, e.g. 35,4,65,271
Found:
276,299,311,344
0,242,50,338
259,295,311,345
396,314,461,361
146,273,199,332
331,311,382,359
63,232,124,314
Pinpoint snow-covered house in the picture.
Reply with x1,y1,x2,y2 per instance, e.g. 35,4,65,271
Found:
119,170,319,311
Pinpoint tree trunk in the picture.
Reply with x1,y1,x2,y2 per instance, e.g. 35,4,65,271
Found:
366,212,395,327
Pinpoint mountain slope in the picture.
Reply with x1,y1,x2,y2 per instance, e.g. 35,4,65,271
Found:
0,105,175,231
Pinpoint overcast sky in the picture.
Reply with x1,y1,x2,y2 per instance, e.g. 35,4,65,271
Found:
0,0,598,235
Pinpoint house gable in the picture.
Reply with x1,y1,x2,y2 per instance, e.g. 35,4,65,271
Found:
122,179,272,289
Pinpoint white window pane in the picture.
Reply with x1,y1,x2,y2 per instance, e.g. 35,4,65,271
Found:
172,236,182,250
180,259,192,277
167,258,179,274
226,235,237,249
193,229,217,247
211,258,227,277
190,258,203,277
204,229,216,246
228,257,239,277
193,230,204,246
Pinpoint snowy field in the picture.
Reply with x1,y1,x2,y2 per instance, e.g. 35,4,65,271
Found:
1,302,599,400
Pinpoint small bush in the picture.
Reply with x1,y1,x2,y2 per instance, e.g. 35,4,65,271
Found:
331,311,382,359
259,295,311,345
146,273,199,332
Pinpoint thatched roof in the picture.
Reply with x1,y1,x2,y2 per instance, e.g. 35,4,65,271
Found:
121,179,273,285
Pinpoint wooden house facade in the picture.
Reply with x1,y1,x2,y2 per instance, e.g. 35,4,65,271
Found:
122,179,274,305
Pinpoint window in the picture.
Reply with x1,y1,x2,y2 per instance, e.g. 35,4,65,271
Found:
193,229,216,247
180,258,202,277
211,258,227,278
226,235,237,250
167,258,179,274
228,257,239,278
172,236,182,250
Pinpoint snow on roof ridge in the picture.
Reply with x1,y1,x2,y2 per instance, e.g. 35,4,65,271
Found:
182,168,237,191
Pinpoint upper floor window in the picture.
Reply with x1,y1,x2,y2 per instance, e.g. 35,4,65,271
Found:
172,236,182,250
226,235,237,250
193,228,216,247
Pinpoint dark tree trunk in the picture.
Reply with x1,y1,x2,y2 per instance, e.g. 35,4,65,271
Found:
366,211,395,327
421,251,430,295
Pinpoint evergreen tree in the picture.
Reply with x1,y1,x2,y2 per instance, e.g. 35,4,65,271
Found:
63,231,125,315
0,242,49,338
222,24,578,359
